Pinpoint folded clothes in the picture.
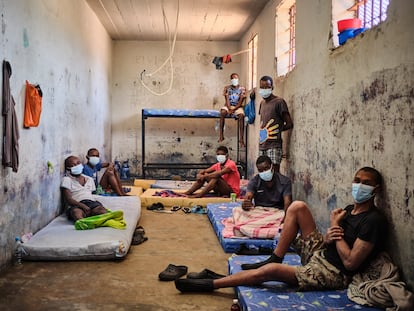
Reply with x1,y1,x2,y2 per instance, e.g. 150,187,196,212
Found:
152,190,187,197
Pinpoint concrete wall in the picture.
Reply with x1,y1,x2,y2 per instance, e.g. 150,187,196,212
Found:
241,0,413,288
111,41,244,178
0,0,112,270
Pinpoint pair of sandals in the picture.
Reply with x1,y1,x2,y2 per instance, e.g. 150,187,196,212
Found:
132,226,148,245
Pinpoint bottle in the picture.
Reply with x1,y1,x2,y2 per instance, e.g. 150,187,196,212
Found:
230,298,241,311
15,237,23,265
121,160,130,180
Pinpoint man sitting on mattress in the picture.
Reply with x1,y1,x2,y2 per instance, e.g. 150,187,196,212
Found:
61,155,108,221
221,155,292,240
175,167,389,295
184,146,240,198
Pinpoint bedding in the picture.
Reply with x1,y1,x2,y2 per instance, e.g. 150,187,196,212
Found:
207,203,276,253
21,195,141,261
228,254,383,311
140,188,232,208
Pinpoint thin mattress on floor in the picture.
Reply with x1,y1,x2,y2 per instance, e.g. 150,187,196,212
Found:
207,202,276,253
140,188,232,208
228,254,383,311
21,195,141,261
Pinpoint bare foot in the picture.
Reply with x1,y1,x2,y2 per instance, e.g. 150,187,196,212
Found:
239,141,246,147
218,137,224,142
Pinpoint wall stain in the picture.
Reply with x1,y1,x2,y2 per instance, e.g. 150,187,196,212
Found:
361,78,387,102
327,193,337,211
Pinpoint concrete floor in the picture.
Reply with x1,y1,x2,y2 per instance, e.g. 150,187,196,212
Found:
0,204,236,310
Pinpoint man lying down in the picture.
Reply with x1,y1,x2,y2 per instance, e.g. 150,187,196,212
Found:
61,155,126,230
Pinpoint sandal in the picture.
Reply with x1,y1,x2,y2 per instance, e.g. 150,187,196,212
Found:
191,205,207,214
182,207,191,214
147,202,164,211
131,229,148,245
171,206,182,212
134,226,145,235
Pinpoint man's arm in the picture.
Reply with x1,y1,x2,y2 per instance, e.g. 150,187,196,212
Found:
242,191,254,210
62,188,90,213
223,86,231,109
282,111,294,131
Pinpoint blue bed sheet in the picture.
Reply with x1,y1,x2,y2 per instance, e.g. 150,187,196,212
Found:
142,108,221,118
207,202,276,253
228,254,383,311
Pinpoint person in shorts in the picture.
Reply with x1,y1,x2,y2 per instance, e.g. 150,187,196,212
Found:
61,155,108,221
175,167,388,292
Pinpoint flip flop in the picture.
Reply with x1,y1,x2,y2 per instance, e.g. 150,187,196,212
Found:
147,202,164,211
182,207,191,214
171,206,182,212
134,226,145,235
191,205,207,214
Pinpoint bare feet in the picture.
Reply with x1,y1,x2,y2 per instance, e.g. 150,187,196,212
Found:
218,137,224,142
239,141,246,147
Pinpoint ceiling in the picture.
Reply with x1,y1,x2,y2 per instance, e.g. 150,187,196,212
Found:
86,0,270,41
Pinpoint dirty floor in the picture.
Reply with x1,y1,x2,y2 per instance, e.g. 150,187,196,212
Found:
0,203,236,310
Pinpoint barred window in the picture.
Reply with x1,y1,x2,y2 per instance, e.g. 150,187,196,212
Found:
248,34,258,90
356,0,390,29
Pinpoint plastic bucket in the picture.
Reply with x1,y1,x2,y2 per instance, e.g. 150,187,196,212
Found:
337,18,362,32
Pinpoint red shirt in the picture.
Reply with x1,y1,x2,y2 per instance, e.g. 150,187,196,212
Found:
211,159,240,196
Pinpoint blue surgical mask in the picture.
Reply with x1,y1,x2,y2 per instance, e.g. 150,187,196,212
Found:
259,167,273,181
216,155,227,164
70,164,84,176
258,88,272,99
231,78,239,86
88,156,100,166
352,183,375,203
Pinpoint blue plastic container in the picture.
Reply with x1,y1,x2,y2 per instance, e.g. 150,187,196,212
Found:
338,28,366,45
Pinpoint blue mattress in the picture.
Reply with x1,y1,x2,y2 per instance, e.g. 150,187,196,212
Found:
228,254,383,311
142,108,221,118
207,202,276,253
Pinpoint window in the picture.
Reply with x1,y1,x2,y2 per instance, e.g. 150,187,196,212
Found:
356,0,390,29
275,0,296,77
248,34,258,90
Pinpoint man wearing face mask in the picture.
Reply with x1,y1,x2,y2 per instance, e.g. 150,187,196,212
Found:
219,73,246,147
61,155,108,221
255,76,293,173
175,167,389,294
242,155,292,214
82,148,128,196
184,146,240,198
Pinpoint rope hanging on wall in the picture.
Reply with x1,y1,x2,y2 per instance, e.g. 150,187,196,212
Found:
139,0,180,96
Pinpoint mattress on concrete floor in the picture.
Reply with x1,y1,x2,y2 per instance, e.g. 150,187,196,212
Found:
228,254,383,311
21,195,141,261
207,202,276,253
140,188,233,208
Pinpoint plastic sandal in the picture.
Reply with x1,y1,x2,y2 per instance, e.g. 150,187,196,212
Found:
182,207,191,214
171,206,182,212
191,205,207,214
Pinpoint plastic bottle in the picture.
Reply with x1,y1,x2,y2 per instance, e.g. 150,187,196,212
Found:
14,237,23,265
230,298,241,311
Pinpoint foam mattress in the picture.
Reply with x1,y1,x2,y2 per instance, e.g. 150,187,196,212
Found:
21,195,141,261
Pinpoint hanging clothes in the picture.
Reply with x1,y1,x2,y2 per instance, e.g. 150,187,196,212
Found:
2,60,19,172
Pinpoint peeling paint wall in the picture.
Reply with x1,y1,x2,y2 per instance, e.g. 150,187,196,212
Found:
111,41,243,178
242,0,413,288
0,0,112,270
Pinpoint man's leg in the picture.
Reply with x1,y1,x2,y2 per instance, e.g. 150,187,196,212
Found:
101,169,127,196
189,176,219,198
241,201,317,270
175,263,298,292
183,179,204,195
218,109,227,142
237,113,245,147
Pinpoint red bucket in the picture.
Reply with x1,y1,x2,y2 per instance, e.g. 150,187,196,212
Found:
337,18,362,32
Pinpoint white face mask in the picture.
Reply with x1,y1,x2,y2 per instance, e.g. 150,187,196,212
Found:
88,156,100,166
216,154,227,164
231,78,239,86
259,88,272,99
259,167,273,181
70,163,84,175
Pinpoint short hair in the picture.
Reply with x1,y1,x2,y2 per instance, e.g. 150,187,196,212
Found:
216,146,228,154
87,148,98,155
260,75,273,86
358,167,383,187
256,155,272,166
64,156,76,169
230,73,238,79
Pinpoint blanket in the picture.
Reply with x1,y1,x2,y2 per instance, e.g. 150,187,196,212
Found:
222,206,284,239
75,210,126,230
347,252,414,311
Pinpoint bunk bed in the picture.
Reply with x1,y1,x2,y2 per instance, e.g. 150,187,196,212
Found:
141,108,247,179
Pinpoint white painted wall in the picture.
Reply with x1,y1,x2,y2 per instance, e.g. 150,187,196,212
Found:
241,0,414,288
111,41,244,177
0,0,112,269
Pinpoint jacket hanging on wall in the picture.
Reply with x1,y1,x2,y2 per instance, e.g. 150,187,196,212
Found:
244,98,256,125
24,80,43,127
2,60,19,172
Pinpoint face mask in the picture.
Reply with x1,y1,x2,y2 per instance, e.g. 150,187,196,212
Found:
70,164,84,176
88,156,100,166
259,167,273,181
231,78,239,86
258,88,272,99
216,155,227,164
352,183,375,203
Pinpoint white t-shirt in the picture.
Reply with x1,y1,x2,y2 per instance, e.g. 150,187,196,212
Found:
61,174,96,202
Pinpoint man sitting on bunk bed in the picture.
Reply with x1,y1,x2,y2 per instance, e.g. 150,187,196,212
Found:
184,146,240,198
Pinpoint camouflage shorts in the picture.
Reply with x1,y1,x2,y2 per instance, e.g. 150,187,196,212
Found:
293,230,351,291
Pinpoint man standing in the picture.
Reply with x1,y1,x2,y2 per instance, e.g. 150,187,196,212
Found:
256,76,293,173
219,73,246,147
